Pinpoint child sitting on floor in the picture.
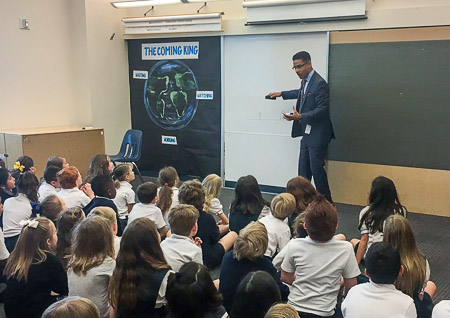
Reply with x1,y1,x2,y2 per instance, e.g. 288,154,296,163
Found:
202,174,230,235
281,196,360,318
160,204,203,271
3,171,40,252
39,165,62,202
89,206,121,257
157,166,180,229
40,194,67,225
112,164,135,230
83,174,122,236
128,182,167,237
178,180,237,269
57,166,94,209
68,216,116,318
342,242,417,318
259,193,295,258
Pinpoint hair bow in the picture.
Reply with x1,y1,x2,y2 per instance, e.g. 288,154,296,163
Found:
19,219,39,229
14,161,25,172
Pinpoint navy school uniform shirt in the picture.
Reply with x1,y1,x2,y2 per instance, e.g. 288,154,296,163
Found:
4,252,68,318
219,250,289,313
195,209,224,268
83,196,123,236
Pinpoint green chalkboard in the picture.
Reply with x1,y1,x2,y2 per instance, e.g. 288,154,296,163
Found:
327,40,450,170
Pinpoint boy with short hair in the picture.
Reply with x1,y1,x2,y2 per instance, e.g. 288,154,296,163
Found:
128,182,167,236
281,196,360,318
83,174,123,235
342,242,417,318
259,193,295,257
160,204,203,271
38,165,61,202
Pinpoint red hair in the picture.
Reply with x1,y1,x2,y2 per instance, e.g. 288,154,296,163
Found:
58,166,79,189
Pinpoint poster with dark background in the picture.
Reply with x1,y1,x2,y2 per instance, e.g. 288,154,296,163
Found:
127,36,221,178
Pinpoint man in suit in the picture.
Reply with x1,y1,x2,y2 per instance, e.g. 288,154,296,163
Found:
269,51,334,202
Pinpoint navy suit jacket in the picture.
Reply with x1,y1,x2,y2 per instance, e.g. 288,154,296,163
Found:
281,71,335,147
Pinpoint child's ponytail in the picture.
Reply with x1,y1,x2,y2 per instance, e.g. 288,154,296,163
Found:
157,184,173,216
113,164,132,189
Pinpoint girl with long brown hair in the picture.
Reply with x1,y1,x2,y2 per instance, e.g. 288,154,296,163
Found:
4,217,68,318
384,214,436,317
68,216,116,318
85,154,114,184
108,218,172,318
56,207,85,268
157,166,180,229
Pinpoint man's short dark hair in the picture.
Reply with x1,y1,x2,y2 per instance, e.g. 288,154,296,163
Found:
91,174,115,197
365,242,401,284
44,165,61,183
292,51,311,62
137,182,158,204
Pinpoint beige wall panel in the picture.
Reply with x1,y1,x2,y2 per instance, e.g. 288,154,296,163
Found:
20,129,105,179
330,26,450,44
327,161,450,217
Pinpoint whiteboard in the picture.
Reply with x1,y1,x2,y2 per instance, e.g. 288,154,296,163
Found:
223,32,329,187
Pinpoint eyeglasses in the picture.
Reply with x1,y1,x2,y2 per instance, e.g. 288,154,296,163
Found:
292,62,308,70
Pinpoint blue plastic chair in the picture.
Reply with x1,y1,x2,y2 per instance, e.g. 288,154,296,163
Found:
109,129,144,182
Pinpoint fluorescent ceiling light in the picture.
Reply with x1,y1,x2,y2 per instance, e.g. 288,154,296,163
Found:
111,0,181,8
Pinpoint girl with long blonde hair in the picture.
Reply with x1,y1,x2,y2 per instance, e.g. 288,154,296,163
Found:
202,174,229,235
384,214,436,317
4,217,68,318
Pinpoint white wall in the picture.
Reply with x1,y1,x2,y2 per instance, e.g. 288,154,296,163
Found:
0,0,131,153
84,0,131,153
0,0,91,129
125,0,450,37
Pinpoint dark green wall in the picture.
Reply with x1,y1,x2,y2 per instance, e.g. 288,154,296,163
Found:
328,40,450,170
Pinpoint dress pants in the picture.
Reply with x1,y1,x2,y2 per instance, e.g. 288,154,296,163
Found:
298,139,333,203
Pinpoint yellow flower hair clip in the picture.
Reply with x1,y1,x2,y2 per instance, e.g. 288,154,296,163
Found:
14,161,25,172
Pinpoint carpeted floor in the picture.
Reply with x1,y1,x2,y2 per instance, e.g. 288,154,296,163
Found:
133,177,450,303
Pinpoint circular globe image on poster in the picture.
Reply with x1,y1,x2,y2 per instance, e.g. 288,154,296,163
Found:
144,60,199,130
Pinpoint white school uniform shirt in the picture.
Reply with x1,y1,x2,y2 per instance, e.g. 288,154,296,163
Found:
160,234,203,272
3,193,32,238
128,203,166,229
259,214,291,257
342,281,417,318
0,228,10,260
281,236,361,317
359,206,407,256
113,181,135,219
208,198,224,216
432,300,450,318
68,257,116,318
58,187,91,209
113,236,121,258
38,181,58,202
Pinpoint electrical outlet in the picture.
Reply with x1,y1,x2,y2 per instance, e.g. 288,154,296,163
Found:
19,18,30,30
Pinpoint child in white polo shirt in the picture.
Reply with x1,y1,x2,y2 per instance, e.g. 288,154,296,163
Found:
128,182,167,237
342,242,417,318
112,164,136,230
281,196,360,318
160,204,203,271
259,193,295,258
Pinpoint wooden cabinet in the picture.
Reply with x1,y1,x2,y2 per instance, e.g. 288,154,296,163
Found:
0,126,105,179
